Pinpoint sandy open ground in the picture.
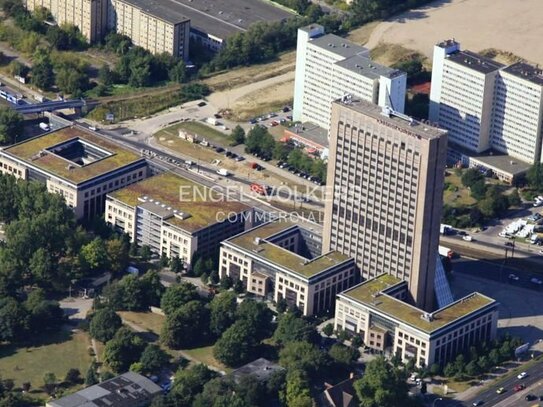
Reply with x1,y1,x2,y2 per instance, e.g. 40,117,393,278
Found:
364,0,543,64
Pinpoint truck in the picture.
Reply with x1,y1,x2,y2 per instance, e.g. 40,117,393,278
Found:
440,224,453,235
39,122,50,131
216,168,230,176
438,245,455,259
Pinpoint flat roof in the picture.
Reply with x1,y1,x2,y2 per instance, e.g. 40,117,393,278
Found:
446,50,504,74
3,126,142,184
226,220,352,279
48,372,161,407
334,98,445,140
109,173,250,233
309,33,369,59
502,62,543,86
285,122,329,148
230,358,284,383
158,0,292,40
341,275,496,334
449,143,532,176
335,54,403,80
119,0,189,25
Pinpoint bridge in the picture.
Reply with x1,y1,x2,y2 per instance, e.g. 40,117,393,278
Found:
14,99,89,114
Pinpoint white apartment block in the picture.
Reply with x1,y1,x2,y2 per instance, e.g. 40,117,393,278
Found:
430,40,543,164
334,274,498,367
107,0,190,59
105,173,253,267
24,0,107,43
293,24,407,131
219,220,357,316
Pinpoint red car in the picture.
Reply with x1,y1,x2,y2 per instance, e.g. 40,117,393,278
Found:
514,384,526,392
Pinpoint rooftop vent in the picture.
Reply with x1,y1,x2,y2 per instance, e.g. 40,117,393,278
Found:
421,312,434,322
254,237,261,245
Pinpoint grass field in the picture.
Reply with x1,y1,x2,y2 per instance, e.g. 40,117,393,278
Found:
443,171,476,207
158,121,230,146
0,330,93,394
181,345,232,373
118,311,165,335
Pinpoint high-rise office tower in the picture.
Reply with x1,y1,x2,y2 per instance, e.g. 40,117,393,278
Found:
323,98,448,310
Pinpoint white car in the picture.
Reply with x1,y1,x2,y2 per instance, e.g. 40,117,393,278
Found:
462,235,473,242
517,371,528,379
508,274,520,281
530,277,543,285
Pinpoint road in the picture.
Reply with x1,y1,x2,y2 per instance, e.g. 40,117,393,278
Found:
464,360,543,407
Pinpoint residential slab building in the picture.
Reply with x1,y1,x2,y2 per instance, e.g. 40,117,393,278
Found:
323,98,448,311
219,219,357,316
430,39,543,165
334,274,499,367
106,173,253,267
46,372,161,407
0,125,148,220
107,0,190,59
293,24,407,131
24,0,108,43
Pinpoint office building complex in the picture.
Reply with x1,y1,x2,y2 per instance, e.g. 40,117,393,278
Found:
430,39,543,165
219,219,357,316
108,0,190,59
334,274,498,367
293,24,407,131
323,99,448,310
0,126,148,220
24,0,108,43
106,173,253,267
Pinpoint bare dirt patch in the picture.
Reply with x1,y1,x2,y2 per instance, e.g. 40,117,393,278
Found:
364,0,543,65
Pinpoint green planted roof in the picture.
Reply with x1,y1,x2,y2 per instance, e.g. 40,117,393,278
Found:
342,274,495,333
227,220,352,279
109,172,250,233
5,126,141,184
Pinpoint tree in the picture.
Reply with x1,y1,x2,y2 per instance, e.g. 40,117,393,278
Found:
273,312,316,345
461,168,485,188
353,357,409,407
42,372,57,395
0,107,23,145
209,291,237,337
470,180,487,200
488,348,501,367
229,125,246,146
79,238,108,272
85,363,99,386
213,320,257,367
0,297,28,342
99,64,115,86
507,189,521,207
140,344,170,374
322,323,334,337
64,368,81,385
329,343,360,367
168,364,216,406
279,341,328,377
31,50,55,90
527,163,543,191
443,363,456,378
140,245,151,261
429,363,441,376
56,67,89,96
169,60,186,83
465,360,480,377
285,369,311,407
105,238,129,275
233,279,244,294
276,297,287,313
161,300,209,348
89,307,122,342
160,282,200,316
219,275,233,290
236,299,273,341
8,60,28,78
139,271,165,308
180,82,210,101
103,327,146,372
192,258,205,277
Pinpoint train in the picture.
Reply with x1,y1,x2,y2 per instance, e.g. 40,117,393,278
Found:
0,89,22,105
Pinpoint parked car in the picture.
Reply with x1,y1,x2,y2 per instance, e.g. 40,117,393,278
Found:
508,274,520,281
472,400,483,406
462,235,473,241
215,147,225,153
530,277,543,285
525,394,536,401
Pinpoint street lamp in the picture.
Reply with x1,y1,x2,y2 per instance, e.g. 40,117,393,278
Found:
432,398,443,407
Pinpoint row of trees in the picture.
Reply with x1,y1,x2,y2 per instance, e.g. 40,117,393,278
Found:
0,106,23,145
245,125,327,182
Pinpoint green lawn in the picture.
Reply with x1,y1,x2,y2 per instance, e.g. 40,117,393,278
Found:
118,311,165,335
181,345,232,373
0,330,93,393
443,170,477,207
156,121,230,146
